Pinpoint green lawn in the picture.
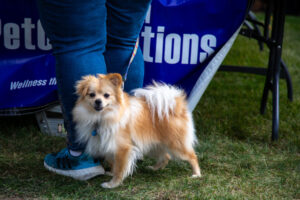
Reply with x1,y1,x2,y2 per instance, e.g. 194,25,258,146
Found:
0,15,299,199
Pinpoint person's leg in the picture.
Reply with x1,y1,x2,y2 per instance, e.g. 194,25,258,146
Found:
105,0,152,92
36,0,106,180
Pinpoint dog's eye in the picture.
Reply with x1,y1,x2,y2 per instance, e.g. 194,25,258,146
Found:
104,93,110,98
89,93,95,98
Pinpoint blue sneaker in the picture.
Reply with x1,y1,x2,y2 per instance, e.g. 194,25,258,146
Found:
44,148,105,180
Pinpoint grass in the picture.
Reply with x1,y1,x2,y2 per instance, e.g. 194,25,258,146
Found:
0,15,299,199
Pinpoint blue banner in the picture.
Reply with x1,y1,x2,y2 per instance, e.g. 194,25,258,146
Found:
0,0,248,112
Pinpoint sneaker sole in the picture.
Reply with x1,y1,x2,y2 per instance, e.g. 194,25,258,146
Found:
44,161,105,181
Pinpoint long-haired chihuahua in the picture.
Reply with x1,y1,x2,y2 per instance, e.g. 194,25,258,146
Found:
72,73,201,188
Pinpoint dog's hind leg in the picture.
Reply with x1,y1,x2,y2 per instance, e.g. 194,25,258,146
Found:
147,152,170,171
186,150,201,178
170,146,201,178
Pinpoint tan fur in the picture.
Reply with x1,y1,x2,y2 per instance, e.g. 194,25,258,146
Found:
73,73,201,188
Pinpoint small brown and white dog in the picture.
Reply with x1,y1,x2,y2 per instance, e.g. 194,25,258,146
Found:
72,73,201,188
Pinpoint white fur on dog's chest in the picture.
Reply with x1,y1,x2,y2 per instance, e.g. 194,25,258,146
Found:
85,107,132,157
74,97,142,158
85,122,119,157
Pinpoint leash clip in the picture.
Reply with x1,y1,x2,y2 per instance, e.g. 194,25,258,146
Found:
91,130,97,136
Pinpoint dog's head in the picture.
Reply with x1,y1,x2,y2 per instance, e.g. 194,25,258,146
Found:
75,73,123,112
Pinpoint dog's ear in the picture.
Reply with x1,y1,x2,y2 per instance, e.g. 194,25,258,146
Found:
97,74,105,79
107,73,123,87
75,75,92,96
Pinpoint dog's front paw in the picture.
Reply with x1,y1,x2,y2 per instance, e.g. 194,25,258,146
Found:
191,173,202,178
101,181,120,189
101,182,113,189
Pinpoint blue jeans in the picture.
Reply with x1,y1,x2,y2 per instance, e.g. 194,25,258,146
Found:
36,0,151,151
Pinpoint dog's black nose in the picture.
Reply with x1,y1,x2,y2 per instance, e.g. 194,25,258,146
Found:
95,99,102,106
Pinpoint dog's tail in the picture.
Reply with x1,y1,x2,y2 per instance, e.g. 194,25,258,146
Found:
133,81,186,120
